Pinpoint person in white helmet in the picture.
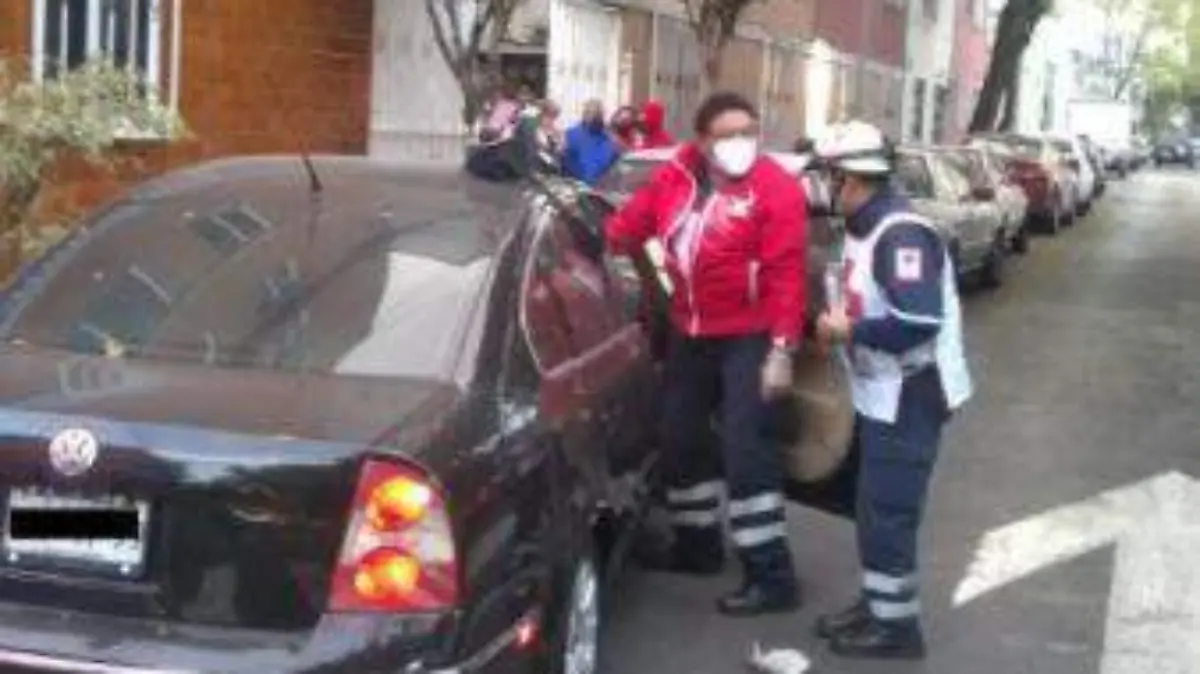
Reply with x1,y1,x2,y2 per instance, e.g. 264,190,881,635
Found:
811,120,973,659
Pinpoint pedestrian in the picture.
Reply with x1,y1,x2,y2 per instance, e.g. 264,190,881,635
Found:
563,99,622,186
611,105,642,151
479,82,520,143
604,91,807,616
535,99,565,163
638,99,675,148
811,120,973,659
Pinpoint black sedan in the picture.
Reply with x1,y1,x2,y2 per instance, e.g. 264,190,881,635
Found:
0,156,667,673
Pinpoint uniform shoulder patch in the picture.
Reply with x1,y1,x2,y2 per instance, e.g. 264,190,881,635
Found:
895,246,923,282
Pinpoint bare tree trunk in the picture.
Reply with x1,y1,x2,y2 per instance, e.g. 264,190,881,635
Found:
970,0,1050,132
997,79,1020,130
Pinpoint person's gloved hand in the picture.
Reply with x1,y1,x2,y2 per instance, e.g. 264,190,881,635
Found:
760,347,794,401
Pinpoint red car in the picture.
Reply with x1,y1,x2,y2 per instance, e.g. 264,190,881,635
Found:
970,134,1078,235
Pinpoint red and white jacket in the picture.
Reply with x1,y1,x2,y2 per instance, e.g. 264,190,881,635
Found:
604,144,807,346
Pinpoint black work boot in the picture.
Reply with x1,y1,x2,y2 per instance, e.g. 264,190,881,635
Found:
716,579,801,617
635,528,724,577
829,617,927,660
814,597,871,639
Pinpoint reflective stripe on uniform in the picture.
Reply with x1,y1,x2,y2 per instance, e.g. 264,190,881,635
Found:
667,480,725,505
728,492,784,519
730,521,787,548
869,598,922,621
670,509,721,527
863,571,916,595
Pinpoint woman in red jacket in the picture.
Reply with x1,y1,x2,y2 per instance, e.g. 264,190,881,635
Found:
605,91,808,616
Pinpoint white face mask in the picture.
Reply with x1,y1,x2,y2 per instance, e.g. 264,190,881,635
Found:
712,136,759,177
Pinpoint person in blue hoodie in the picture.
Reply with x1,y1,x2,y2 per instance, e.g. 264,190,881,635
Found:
563,99,622,185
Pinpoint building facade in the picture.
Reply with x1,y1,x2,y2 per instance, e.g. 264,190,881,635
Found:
901,0,957,143
948,0,991,141
811,0,908,138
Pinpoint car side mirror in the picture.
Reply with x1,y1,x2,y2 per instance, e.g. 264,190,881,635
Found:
971,185,996,201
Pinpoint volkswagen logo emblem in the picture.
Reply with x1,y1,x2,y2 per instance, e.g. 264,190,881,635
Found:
48,428,100,477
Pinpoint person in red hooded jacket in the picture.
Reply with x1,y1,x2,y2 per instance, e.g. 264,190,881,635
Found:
605,91,807,617
638,99,675,148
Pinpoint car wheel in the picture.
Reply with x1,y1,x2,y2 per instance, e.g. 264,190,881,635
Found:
1077,199,1091,217
549,548,601,674
980,233,1006,289
1012,221,1031,254
1042,206,1061,235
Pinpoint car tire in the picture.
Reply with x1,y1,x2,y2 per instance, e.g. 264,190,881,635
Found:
980,233,1006,289
1077,199,1091,217
1012,222,1031,254
547,541,602,674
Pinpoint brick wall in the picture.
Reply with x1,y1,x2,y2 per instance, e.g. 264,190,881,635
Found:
813,0,906,67
1,0,374,227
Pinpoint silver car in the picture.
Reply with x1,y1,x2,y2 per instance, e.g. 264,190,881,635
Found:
895,147,1009,288
934,145,1031,255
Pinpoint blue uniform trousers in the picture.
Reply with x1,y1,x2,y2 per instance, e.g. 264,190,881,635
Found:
659,331,798,591
855,367,949,623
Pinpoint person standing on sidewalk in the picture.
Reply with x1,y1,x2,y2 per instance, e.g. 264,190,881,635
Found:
604,91,808,616
812,120,973,659
563,99,622,186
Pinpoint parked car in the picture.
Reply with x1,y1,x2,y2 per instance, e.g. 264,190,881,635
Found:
1078,136,1108,196
1048,136,1097,214
0,156,670,673
973,134,1078,234
594,146,841,330
935,145,1031,255
1153,140,1194,167
894,147,1008,287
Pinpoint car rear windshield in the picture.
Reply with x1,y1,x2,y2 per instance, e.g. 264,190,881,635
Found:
0,199,503,383
595,158,665,194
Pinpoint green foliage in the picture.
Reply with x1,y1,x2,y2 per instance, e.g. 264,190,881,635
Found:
0,56,185,274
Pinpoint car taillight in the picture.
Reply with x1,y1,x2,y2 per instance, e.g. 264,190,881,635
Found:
328,458,458,612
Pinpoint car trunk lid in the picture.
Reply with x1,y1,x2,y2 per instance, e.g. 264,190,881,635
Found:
0,347,460,631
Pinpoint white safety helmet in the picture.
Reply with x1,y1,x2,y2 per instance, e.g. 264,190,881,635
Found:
814,120,895,175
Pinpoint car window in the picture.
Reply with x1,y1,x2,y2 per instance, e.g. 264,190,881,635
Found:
931,156,970,200
895,154,936,199
940,152,989,188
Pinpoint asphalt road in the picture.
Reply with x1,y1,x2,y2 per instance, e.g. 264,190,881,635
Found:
601,168,1200,674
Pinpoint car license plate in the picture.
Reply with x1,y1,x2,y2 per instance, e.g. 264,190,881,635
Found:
3,488,149,576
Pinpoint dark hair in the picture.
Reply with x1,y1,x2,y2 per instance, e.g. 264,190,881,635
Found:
693,91,759,136
793,136,815,154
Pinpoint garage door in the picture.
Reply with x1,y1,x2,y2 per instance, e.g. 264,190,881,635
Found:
549,0,621,123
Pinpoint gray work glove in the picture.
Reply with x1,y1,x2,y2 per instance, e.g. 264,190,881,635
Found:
760,347,795,401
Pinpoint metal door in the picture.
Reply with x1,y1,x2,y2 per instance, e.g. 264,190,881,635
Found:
651,14,702,139
549,0,621,123
368,0,469,164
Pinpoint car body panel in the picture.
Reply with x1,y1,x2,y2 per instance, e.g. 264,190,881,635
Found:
0,156,664,672
894,148,1003,274
935,146,1027,246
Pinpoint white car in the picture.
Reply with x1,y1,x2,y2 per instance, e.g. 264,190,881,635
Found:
1048,135,1097,216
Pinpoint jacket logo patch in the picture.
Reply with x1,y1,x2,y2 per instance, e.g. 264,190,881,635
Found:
726,195,755,218
896,247,923,282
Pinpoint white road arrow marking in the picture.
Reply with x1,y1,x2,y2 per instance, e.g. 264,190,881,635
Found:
952,471,1200,673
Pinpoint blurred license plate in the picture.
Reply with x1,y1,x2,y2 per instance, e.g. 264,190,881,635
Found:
3,488,149,574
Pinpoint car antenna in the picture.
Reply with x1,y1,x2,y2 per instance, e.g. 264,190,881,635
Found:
300,152,322,194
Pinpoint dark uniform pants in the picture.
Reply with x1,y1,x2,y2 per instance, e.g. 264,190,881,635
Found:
855,367,949,623
660,331,797,591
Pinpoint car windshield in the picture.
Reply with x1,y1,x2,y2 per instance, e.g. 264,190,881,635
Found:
939,150,989,186
895,154,935,199
998,136,1044,158
0,185,505,384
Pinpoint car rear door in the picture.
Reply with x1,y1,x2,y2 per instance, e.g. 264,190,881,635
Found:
532,209,659,511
